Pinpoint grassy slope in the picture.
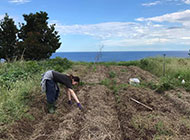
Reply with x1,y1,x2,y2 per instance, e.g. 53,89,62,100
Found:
0,58,72,124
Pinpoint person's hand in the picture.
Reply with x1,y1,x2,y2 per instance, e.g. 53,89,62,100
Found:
68,100,72,105
77,103,82,110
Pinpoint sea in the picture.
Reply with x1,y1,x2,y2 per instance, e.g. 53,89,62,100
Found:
51,51,189,62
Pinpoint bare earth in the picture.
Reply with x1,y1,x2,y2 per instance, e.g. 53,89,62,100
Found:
2,65,190,140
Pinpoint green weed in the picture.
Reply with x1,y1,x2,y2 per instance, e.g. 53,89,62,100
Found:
109,71,116,78
100,78,111,87
154,121,173,136
177,92,182,98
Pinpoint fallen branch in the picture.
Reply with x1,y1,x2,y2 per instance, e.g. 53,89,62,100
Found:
130,97,153,111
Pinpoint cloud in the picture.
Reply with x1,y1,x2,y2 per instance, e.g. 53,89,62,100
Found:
142,1,161,7
101,38,170,47
54,22,151,39
52,9,190,48
136,9,190,26
181,36,190,39
182,0,190,4
142,0,190,7
9,0,30,4
0,15,4,20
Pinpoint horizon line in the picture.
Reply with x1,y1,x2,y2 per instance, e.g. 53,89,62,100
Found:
55,50,189,53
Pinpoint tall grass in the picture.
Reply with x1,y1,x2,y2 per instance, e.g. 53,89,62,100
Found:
138,57,190,91
0,57,72,124
0,76,39,123
139,57,190,77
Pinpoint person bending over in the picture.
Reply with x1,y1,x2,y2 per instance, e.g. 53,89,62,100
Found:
41,70,82,113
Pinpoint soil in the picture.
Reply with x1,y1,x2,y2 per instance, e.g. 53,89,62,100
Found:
1,65,190,140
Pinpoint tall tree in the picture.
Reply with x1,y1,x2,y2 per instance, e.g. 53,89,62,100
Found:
18,11,61,60
0,13,18,61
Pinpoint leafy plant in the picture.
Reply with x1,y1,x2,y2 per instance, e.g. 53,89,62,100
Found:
100,78,111,87
155,77,174,93
109,71,116,78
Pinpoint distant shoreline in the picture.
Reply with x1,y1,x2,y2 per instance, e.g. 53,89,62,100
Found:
55,50,188,53
51,51,189,62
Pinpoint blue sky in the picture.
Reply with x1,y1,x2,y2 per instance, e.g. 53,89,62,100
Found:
1,0,190,52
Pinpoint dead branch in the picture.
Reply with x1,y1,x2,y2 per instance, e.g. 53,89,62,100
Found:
130,97,153,111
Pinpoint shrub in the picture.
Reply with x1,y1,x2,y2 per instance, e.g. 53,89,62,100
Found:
109,71,116,78
40,57,72,72
155,77,175,93
139,58,163,76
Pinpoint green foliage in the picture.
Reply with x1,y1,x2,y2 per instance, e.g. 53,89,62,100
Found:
100,78,111,87
177,92,182,98
100,78,128,95
154,121,173,136
40,57,72,72
139,57,190,91
141,81,158,90
111,83,128,95
92,65,97,72
0,61,39,89
109,71,116,78
0,78,36,124
120,69,128,72
0,11,61,61
117,61,140,66
139,58,163,77
78,81,85,86
0,58,71,89
155,77,175,93
0,58,71,124
18,11,61,60
184,84,190,92
0,13,18,61
97,61,140,67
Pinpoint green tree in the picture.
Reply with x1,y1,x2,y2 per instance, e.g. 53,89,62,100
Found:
18,11,61,60
0,13,18,61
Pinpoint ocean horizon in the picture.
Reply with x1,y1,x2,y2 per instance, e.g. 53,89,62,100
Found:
51,51,189,62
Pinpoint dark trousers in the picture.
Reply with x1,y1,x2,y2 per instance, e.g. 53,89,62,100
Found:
46,80,60,104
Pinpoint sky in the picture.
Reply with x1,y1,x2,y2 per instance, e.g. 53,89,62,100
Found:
1,0,190,52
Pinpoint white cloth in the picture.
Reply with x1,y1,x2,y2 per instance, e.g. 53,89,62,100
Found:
40,70,53,93
129,78,140,85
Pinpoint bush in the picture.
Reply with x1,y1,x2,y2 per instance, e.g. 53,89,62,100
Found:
139,58,163,76
155,77,175,93
39,57,72,72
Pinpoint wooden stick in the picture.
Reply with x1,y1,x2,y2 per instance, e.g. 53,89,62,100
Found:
130,97,153,111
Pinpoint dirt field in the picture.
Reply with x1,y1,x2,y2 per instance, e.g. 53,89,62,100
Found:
2,65,190,140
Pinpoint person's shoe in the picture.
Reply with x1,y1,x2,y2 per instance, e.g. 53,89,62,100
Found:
47,103,55,114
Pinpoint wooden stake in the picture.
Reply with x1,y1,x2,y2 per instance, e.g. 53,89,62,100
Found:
130,97,153,111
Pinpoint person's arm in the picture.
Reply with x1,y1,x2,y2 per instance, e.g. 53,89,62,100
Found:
67,89,72,104
68,88,80,103
67,89,72,101
68,88,82,110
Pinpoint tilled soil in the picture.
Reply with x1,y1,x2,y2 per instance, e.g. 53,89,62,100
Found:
2,65,190,140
